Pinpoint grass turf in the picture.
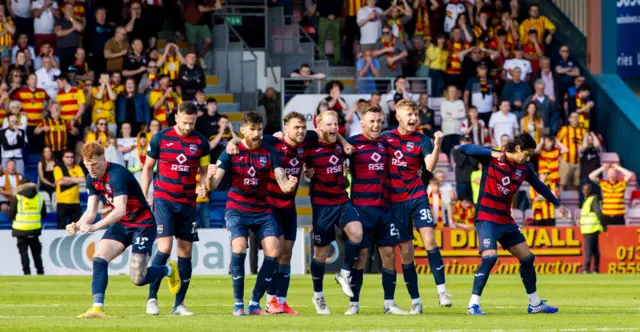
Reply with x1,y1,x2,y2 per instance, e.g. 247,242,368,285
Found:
0,274,638,331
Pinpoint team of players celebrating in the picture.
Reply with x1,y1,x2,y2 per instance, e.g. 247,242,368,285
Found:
66,99,567,318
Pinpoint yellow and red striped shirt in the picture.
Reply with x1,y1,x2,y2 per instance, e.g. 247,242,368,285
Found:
347,0,365,16
0,18,15,48
414,6,431,40
56,87,86,121
557,125,585,164
446,41,469,75
530,181,558,220
148,89,182,126
162,55,181,81
538,147,560,184
600,180,627,217
37,118,72,152
428,190,445,228
73,3,85,21
14,87,49,126
453,201,475,227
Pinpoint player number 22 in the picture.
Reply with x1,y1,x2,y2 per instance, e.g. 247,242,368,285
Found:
389,223,399,236
420,209,432,222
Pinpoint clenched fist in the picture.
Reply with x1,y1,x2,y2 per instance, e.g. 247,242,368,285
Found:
433,131,444,147
66,222,77,236
207,164,218,179
284,175,298,193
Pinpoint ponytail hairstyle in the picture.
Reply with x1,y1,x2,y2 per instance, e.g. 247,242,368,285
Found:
503,133,537,153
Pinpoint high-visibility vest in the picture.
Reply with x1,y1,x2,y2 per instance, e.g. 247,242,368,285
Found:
579,195,603,234
12,194,43,231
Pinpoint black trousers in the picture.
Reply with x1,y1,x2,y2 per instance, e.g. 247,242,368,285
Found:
583,232,601,273
16,236,44,275
602,215,625,226
533,218,556,226
56,203,82,229
343,16,360,64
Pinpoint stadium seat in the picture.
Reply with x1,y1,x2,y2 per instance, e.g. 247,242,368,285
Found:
444,171,456,184
43,213,57,229
524,209,533,225
513,209,524,224
600,152,620,165
556,208,573,226
27,153,41,165
631,190,640,208
626,207,640,225
559,191,579,206
436,153,449,170
0,213,9,229
573,209,581,224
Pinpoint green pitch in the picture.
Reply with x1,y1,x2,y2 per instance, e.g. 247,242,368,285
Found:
1,274,639,331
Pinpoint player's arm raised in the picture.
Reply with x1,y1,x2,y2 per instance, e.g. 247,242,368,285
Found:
82,195,129,232
274,167,298,193
207,163,226,190
460,143,504,160
424,131,444,172
67,195,100,235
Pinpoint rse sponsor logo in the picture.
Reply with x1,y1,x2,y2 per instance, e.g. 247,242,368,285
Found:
243,178,259,186
285,167,301,175
369,163,384,171
171,164,190,171
497,176,511,195
326,165,343,174
392,150,407,167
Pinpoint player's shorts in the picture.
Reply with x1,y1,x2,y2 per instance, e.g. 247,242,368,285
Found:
102,222,156,256
354,206,399,248
225,208,278,242
476,220,526,252
391,195,435,242
311,200,360,247
272,207,297,241
153,198,198,242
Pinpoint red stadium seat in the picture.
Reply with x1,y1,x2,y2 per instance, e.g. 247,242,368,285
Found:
631,190,640,208
600,152,620,165
626,207,640,225
437,152,450,170
444,171,456,183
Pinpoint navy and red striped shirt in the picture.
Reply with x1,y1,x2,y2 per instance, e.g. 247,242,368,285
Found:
262,135,307,209
381,129,433,203
347,134,389,207
147,127,210,205
460,144,560,225
306,140,348,206
217,143,282,213
87,163,154,228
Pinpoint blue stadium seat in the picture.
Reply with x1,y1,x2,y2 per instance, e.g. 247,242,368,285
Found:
27,154,41,166
210,207,224,221
79,192,89,203
211,190,228,202
25,169,38,183
0,213,10,229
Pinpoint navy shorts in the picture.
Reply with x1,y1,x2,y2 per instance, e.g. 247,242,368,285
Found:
153,198,198,242
226,209,279,242
311,200,360,247
391,196,435,242
272,207,297,241
102,222,156,256
476,220,526,252
355,206,398,248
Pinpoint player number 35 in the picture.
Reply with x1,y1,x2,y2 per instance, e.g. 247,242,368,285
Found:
420,208,432,222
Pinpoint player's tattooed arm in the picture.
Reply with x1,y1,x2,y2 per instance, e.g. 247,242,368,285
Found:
274,167,298,193
68,195,100,235
424,131,444,172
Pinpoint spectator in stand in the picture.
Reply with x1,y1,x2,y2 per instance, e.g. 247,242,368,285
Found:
460,44,499,86
452,196,475,229
555,45,580,99
33,41,59,71
568,84,594,130
14,73,48,146
428,177,452,228
489,100,519,148
412,0,438,42
472,10,494,49
373,24,408,77
530,56,560,102
523,79,557,135
34,102,77,160
53,149,83,229
385,76,413,129
6,0,33,42
31,0,59,49
381,1,412,46
104,26,129,73
424,33,448,96
0,114,27,174
520,102,544,143
6,70,23,96
501,67,532,118
126,133,147,185
87,7,113,74
497,9,519,45
54,3,83,72
193,90,206,114
369,90,382,110
452,135,478,201
138,60,160,95
209,114,239,162
519,4,555,46
68,47,92,83
445,26,470,91
184,0,219,69
440,85,466,156
317,0,342,65
502,44,532,82
417,92,435,137
10,34,35,65
158,42,185,82
488,29,513,70
0,7,16,74
257,87,281,135
55,73,85,123
91,73,118,134
122,39,148,82
580,132,602,182
149,74,182,127
8,50,33,82
0,159,24,211
145,118,161,142
324,80,348,114
3,101,27,131
530,169,558,226
104,136,125,166
564,75,586,110
589,163,634,226
522,28,544,73
461,106,490,147
287,63,326,95
35,54,60,100
37,146,56,201
116,122,137,156
125,1,149,48
85,118,109,146
178,52,206,101
356,48,381,94
444,0,466,34
464,61,496,124
357,0,383,51
470,162,482,203
196,97,220,143
343,0,364,65
580,182,603,274
557,112,586,190
345,98,366,136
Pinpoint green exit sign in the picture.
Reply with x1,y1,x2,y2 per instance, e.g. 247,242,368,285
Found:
226,16,242,26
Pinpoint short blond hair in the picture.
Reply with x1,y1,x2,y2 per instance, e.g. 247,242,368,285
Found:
395,99,417,111
82,142,105,160
316,110,338,125
361,105,382,117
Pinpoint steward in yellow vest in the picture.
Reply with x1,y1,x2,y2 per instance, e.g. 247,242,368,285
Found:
8,183,46,275
579,183,604,274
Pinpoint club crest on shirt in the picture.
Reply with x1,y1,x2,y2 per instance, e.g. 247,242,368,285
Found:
515,169,523,179
406,142,414,151
259,156,267,167
189,144,198,154
105,184,112,194
378,143,385,152
297,148,304,156
336,144,342,153
483,239,490,248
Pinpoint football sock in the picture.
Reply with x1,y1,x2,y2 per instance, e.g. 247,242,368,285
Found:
341,239,361,272
519,254,539,305
91,258,109,306
276,264,291,300
427,248,446,287
469,294,481,307
402,262,420,300
148,251,170,300
231,253,246,304
265,261,279,299
472,254,497,297
251,256,277,303
381,267,397,301
174,256,192,308
349,268,364,302
139,265,169,286
310,258,325,293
